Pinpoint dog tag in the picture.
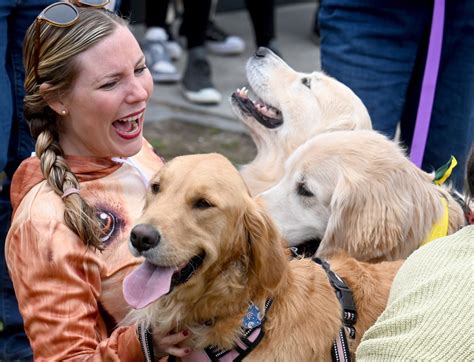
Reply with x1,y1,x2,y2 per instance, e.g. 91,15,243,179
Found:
242,303,262,329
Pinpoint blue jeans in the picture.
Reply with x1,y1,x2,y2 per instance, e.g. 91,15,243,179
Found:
319,0,474,190
0,0,53,360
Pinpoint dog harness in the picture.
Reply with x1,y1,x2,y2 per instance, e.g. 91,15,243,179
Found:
151,299,273,362
312,257,357,362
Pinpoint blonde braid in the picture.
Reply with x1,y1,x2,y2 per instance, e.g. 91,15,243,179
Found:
32,117,103,249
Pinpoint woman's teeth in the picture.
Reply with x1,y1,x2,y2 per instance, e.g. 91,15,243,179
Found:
113,112,143,133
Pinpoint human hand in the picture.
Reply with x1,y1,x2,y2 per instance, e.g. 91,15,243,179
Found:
154,330,192,358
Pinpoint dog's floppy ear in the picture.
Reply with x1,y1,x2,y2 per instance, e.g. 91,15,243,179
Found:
321,170,440,261
243,197,287,292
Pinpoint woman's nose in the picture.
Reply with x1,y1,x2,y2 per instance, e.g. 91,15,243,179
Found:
126,77,151,103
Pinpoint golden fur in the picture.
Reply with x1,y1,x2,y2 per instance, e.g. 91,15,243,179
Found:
260,130,466,262
126,154,402,360
231,48,372,196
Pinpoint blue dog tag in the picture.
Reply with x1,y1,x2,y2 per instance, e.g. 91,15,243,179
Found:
242,303,263,329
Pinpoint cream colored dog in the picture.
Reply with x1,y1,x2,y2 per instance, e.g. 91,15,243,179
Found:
259,130,466,262
123,154,402,361
231,47,372,195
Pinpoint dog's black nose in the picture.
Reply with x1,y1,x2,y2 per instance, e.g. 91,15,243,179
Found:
130,224,160,251
255,47,270,58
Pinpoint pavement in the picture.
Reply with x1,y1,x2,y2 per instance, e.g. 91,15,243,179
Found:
136,2,321,133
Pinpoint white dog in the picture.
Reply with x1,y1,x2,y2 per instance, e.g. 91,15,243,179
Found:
259,130,465,262
231,47,372,195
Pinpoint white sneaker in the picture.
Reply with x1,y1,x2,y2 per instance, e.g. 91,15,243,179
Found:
143,27,180,83
205,21,245,56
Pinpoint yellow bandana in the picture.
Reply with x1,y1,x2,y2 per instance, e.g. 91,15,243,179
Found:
421,197,449,246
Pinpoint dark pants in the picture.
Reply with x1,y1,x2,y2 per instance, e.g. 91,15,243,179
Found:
0,0,54,360
319,0,474,190
145,0,212,49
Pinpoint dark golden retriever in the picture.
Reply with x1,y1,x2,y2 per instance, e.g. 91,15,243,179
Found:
123,154,402,360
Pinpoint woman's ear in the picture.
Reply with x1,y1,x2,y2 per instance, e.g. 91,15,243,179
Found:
39,82,66,116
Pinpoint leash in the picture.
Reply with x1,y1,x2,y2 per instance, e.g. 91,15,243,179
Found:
410,0,445,167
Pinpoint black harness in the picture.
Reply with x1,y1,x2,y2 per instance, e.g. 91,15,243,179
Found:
312,257,357,362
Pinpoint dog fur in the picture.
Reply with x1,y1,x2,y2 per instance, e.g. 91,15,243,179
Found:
125,154,402,360
259,130,466,262
231,48,372,196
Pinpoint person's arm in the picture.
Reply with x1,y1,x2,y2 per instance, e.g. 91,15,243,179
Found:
6,219,143,361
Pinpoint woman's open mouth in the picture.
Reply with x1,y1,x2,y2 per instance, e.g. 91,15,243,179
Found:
112,110,144,140
231,87,283,129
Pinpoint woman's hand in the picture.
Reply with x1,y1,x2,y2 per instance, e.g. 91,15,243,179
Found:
154,330,192,358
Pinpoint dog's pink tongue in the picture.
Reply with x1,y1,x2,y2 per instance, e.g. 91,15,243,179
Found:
123,261,175,309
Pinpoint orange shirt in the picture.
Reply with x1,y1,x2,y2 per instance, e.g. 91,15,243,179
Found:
6,140,163,361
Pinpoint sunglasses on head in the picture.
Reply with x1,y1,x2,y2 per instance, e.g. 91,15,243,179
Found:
34,0,111,82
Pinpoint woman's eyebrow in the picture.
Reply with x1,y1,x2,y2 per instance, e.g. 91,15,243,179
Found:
95,56,146,83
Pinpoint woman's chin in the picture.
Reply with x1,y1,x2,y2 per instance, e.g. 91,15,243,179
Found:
113,137,143,158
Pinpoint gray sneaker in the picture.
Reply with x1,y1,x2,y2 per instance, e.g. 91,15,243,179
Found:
143,28,180,83
182,47,222,105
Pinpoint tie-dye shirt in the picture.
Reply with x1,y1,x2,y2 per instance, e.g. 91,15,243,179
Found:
6,140,163,361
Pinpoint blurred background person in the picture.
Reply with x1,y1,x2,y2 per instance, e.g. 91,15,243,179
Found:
319,0,474,190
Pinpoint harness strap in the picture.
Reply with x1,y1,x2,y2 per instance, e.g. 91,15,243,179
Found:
185,299,273,362
313,257,357,362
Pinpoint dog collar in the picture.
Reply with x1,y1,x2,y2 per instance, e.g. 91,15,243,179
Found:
183,299,273,362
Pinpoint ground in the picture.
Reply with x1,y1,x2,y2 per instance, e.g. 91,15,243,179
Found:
144,120,257,166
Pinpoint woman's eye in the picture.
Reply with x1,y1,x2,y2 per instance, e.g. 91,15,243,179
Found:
135,65,147,75
151,182,160,194
99,81,117,90
301,77,311,89
297,182,314,197
193,198,214,209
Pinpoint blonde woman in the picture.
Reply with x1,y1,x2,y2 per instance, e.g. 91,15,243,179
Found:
6,2,189,360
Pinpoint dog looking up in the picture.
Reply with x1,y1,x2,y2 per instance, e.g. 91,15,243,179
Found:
123,153,402,361
259,130,466,262
231,47,372,196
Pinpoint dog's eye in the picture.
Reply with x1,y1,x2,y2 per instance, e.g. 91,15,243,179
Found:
301,77,311,89
193,198,214,209
150,182,160,194
297,182,314,197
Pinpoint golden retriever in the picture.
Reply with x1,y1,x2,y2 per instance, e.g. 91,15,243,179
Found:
123,153,402,360
259,130,466,262
230,47,372,196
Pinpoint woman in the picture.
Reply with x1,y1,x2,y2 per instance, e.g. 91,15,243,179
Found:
6,2,188,360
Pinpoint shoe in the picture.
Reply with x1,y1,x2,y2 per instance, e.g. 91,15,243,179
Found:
163,27,183,61
182,46,222,105
143,27,180,83
205,20,245,55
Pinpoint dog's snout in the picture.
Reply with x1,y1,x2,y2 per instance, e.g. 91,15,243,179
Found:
255,47,270,58
130,223,160,252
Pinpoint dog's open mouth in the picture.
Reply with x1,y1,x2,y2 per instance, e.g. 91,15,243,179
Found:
231,87,283,129
123,252,205,309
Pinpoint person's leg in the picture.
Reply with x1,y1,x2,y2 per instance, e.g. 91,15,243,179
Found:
319,0,430,139
181,0,221,104
244,0,276,48
423,0,474,189
1,1,55,360
142,0,180,83
145,0,169,30
181,0,212,49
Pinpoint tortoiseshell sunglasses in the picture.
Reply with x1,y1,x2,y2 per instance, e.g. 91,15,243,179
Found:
34,0,110,82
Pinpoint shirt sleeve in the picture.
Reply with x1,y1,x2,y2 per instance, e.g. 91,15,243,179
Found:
6,219,144,361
